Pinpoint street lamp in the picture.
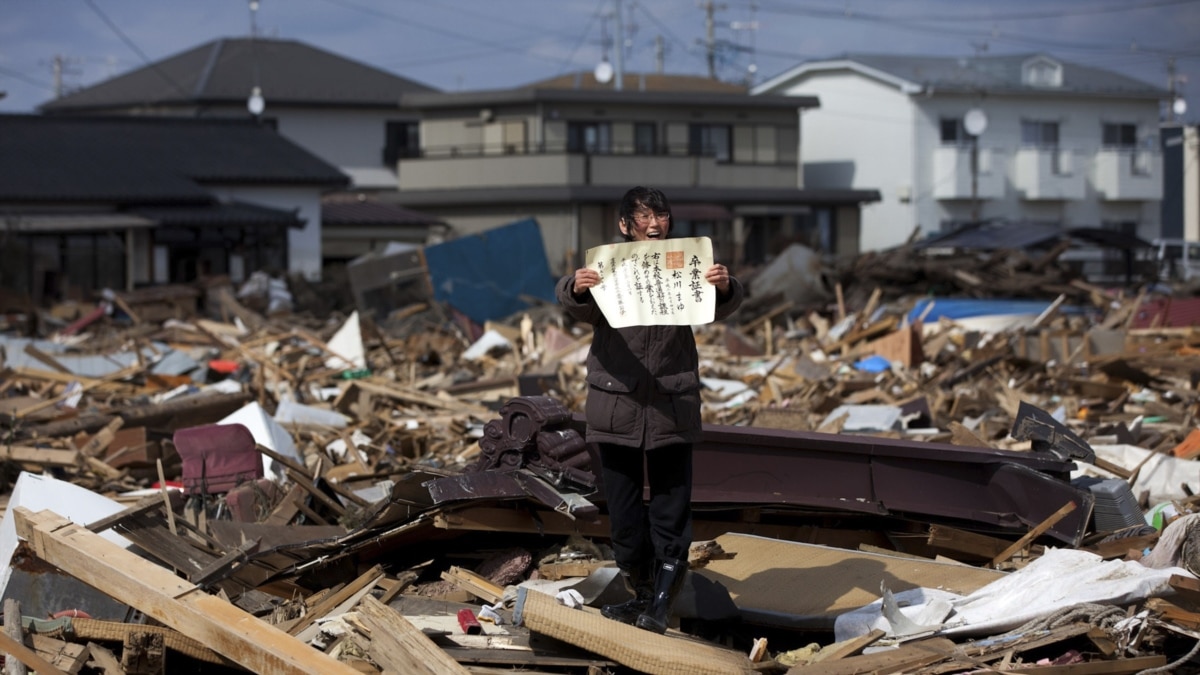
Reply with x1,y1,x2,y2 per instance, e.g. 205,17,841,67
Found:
964,107,988,224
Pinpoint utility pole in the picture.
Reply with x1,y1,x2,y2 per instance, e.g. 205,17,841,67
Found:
48,55,81,98
1167,57,1186,123
614,0,624,91
698,1,726,79
729,1,759,85
654,35,665,74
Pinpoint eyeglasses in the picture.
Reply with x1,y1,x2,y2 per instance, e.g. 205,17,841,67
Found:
632,211,670,225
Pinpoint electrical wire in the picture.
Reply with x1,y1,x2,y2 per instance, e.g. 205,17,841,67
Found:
555,0,608,78
81,0,191,100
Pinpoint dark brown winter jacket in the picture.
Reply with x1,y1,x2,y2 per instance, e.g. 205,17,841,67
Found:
555,273,744,450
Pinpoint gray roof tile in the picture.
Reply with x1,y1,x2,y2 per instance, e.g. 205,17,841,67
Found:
40,38,438,112
843,53,1167,98
0,114,348,202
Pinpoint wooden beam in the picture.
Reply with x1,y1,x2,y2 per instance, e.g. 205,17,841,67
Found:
0,446,81,468
992,501,1077,568
13,508,359,675
287,565,383,637
440,566,504,605
12,365,142,419
355,594,470,675
927,525,1011,560
0,630,67,675
3,598,28,675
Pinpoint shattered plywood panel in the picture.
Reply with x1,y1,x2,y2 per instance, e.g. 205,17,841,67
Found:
517,588,755,675
696,533,1005,628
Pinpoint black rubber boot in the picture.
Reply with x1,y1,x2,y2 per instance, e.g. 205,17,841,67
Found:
635,558,688,634
601,564,653,624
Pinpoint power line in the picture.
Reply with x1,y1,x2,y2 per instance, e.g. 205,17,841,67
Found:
81,0,191,100
756,0,1200,24
314,0,562,65
555,0,608,77
0,64,55,92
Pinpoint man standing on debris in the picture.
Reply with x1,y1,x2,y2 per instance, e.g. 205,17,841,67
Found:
555,186,744,634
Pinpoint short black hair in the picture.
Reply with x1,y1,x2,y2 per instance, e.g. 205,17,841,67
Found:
618,186,673,241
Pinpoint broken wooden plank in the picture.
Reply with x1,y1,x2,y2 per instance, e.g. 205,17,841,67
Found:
0,630,67,675
12,365,143,419
440,566,504,605
354,594,470,675
807,629,884,663
0,446,81,468
73,418,125,458
13,507,360,675
792,637,957,674
992,501,1077,567
4,598,28,675
517,587,755,675
28,634,87,674
927,525,1011,560
287,564,384,637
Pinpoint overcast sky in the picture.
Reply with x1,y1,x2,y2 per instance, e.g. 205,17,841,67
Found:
2,0,1198,121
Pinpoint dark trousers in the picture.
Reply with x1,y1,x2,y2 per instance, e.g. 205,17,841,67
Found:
598,442,693,568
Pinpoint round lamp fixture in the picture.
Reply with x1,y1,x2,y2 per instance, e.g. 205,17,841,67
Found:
247,86,265,116
963,107,988,136
594,60,614,84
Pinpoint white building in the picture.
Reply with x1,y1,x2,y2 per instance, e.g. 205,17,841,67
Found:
753,53,1169,259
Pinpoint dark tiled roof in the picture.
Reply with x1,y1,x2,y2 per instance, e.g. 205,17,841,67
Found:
842,53,1166,99
40,38,438,112
131,201,304,228
322,196,446,227
401,86,816,111
526,71,749,93
0,115,348,202
915,221,1152,250
382,185,880,208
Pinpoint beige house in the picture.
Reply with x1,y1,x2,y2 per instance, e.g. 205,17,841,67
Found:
384,80,879,273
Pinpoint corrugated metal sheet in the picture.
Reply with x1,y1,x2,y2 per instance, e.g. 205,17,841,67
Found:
1130,297,1200,328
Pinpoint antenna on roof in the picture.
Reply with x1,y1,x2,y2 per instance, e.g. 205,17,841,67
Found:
249,0,260,38
730,0,758,85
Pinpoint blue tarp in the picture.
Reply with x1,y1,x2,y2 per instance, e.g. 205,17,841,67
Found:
906,297,1073,324
423,218,558,324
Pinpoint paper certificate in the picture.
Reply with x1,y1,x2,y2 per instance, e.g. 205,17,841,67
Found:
584,236,714,328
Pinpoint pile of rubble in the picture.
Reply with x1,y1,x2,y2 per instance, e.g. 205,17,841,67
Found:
1,255,1200,674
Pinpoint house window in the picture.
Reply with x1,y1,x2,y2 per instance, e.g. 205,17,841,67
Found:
384,121,420,166
1022,58,1063,88
1021,120,1059,147
940,118,965,145
567,122,612,154
634,122,657,154
688,124,731,161
1102,123,1137,148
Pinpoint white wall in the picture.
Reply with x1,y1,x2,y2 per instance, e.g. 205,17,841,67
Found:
914,95,1162,236
275,109,404,189
779,70,918,250
212,185,325,281
767,66,1163,251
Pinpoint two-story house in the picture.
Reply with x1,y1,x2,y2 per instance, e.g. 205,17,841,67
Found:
0,115,347,302
385,75,880,271
40,37,882,277
38,38,445,269
753,53,1169,271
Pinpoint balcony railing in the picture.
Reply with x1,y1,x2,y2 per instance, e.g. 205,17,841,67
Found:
932,145,1006,200
1093,148,1161,201
397,143,798,191
1013,147,1085,200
